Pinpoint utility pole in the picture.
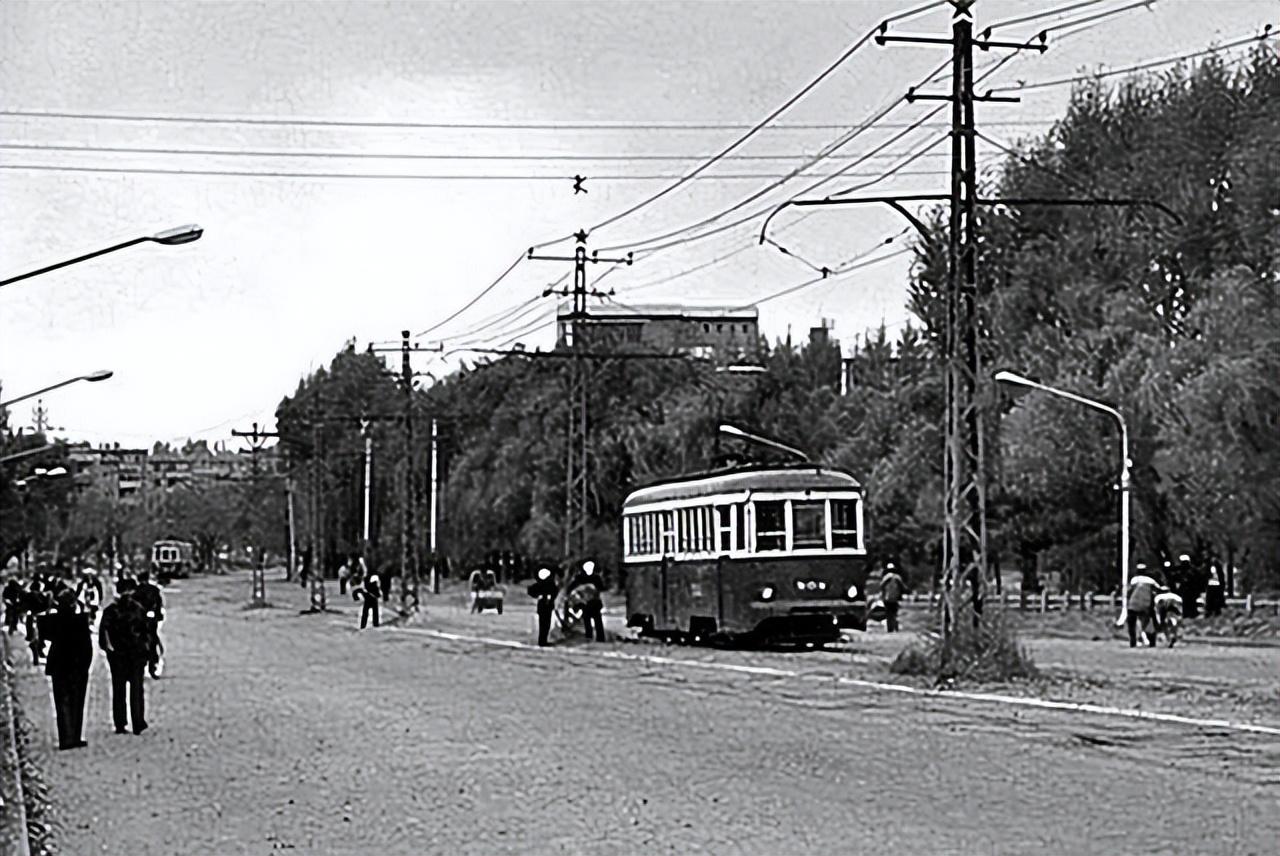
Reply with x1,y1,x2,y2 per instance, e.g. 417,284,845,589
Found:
367,336,444,617
527,230,632,560
231,420,293,606
361,418,373,554
428,416,439,595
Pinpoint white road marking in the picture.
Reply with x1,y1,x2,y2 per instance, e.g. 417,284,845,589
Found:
331,621,1280,737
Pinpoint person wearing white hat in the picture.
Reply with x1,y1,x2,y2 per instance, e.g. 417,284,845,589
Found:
567,560,606,642
527,568,558,647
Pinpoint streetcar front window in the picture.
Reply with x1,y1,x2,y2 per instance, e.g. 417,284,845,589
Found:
754,501,786,551
792,501,826,549
831,499,860,549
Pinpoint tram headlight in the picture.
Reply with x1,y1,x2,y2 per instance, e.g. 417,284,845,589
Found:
846,584,859,600
760,586,775,601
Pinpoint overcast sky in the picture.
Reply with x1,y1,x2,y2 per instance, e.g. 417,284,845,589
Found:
0,0,1271,449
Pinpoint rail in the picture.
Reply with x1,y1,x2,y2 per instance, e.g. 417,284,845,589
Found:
0,633,30,856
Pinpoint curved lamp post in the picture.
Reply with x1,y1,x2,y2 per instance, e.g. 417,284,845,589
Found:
1,225,203,288
718,423,810,463
0,370,113,410
994,370,1130,625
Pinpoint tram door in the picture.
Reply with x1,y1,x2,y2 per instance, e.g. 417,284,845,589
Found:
659,555,671,627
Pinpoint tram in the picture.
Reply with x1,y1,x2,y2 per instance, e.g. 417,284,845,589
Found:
622,465,870,646
151,540,195,583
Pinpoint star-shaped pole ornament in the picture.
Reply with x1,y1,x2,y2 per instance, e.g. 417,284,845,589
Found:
573,229,589,244
950,0,975,19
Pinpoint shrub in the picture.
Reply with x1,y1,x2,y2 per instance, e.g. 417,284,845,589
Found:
891,600,1038,684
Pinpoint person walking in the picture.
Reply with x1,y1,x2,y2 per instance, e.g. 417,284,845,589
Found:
567,560,606,642
337,558,351,596
527,568,558,647
879,563,907,633
24,579,51,666
1204,565,1225,617
1126,571,1161,648
3,576,25,634
98,580,149,735
39,589,92,750
354,567,381,629
134,571,165,679
75,568,104,623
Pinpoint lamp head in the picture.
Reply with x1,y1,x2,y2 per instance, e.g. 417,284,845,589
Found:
993,370,1029,385
151,224,203,246
718,424,747,437
84,370,113,382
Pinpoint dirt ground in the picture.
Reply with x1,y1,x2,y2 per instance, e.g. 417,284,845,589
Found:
11,571,1280,855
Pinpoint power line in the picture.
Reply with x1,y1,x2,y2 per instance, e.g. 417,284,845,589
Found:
0,141,955,162
0,163,951,181
982,0,1108,33
582,0,948,235
0,110,1051,132
990,28,1275,93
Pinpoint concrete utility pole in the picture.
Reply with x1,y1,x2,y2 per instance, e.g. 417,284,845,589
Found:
526,230,632,560
361,418,373,551
428,416,440,595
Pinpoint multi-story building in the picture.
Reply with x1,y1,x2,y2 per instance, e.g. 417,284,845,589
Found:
67,442,275,503
555,301,761,362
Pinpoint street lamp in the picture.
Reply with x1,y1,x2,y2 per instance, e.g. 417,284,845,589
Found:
993,370,1131,625
0,370,114,410
718,423,810,463
1,225,203,288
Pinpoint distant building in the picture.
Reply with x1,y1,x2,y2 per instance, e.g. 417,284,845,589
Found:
556,301,760,361
66,441,274,504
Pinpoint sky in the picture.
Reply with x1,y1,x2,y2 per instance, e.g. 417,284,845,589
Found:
0,0,1273,449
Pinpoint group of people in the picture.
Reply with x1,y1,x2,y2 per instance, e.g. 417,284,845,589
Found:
1,568,166,749
526,560,606,647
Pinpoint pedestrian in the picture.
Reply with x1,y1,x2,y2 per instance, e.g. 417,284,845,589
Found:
3,576,25,634
1204,565,1225,617
527,567,558,647
338,557,351,596
1125,570,1160,648
75,567,104,623
24,578,52,666
879,563,907,633
38,589,92,750
1173,553,1203,619
1154,588,1184,647
134,571,165,679
567,560,606,642
354,567,381,629
98,579,149,735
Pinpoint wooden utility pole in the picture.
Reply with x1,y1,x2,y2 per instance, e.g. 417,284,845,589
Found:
526,230,632,561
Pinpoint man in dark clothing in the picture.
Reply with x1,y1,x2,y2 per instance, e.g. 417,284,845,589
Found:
527,568,558,647
1175,554,1202,619
880,563,907,634
99,580,149,735
3,577,25,634
134,571,165,679
39,589,92,749
24,580,51,666
567,560,606,642
1204,565,1226,617
354,569,381,629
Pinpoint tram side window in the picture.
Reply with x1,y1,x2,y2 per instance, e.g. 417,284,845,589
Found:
716,506,733,553
661,510,677,555
733,504,745,550
754,501,786,552
792,500,826,549
831,499,860,549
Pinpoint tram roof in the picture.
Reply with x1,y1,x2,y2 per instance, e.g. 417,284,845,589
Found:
623,465,861,508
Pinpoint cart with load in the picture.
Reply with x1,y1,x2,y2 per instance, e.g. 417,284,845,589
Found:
468,569,505,614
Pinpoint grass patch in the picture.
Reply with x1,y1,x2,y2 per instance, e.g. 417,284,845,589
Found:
891,603,1039,685
11,687,54,856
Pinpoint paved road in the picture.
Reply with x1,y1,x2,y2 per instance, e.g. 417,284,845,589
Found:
13,573,1280,855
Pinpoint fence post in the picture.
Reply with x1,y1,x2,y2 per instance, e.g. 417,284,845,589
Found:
1246,594,1254,616
1084,591,1093,612
1039,590,1049,613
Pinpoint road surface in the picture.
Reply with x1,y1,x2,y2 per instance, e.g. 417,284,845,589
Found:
12,573,1280,855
